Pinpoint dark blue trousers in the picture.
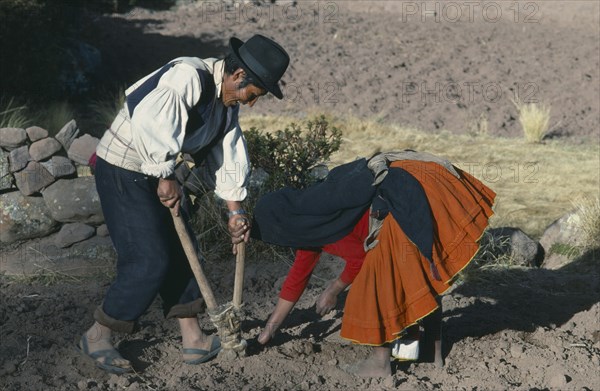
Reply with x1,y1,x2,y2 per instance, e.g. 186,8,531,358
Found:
94,157,202,333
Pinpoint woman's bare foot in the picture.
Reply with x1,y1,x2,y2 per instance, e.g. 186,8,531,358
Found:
345,346,392,377
82,322,132,371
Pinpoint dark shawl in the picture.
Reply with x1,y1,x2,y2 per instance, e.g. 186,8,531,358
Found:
372,167,434,262
251,158,376,248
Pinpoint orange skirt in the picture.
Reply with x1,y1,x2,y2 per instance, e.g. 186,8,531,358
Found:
340,161,496,345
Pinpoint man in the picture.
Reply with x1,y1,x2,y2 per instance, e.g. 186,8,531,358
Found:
78,35,289,374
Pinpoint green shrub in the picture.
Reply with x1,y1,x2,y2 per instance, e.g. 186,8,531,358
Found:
186,116,343,261
245,115,342,191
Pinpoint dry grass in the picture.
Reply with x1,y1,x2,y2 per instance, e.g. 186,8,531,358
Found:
572,196,600,249
513,100,551,143
240,113,599,239
39,101,75,136
467,113,489,137
0,97,31,129
88,86,126,133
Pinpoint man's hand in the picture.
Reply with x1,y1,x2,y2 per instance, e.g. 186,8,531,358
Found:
226,201,251,254
315,278,349,316
228,214,250,251
157,177,182,216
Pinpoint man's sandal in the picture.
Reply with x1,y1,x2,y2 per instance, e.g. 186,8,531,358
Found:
76,335,133,374
182,336,221,364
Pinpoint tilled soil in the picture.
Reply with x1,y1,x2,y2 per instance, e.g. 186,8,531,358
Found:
1,250,599,390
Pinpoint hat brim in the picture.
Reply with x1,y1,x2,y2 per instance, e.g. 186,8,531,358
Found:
229,37,284,100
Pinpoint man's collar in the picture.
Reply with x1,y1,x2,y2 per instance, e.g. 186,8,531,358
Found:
213,59,225,99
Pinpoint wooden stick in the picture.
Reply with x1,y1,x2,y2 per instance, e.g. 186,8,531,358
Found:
171,210,218,310
232,242,246,308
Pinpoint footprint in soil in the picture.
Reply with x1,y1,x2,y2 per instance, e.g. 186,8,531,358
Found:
118,338,162,372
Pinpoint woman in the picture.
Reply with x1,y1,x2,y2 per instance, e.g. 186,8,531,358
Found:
252,151,496,377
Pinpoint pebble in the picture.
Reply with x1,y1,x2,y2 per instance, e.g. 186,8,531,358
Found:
548,373,569,388
0,361,17,376
510,343,525,358
328,358,338,366
383,376,396,388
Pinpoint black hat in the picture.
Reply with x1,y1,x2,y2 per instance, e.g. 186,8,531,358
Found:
229,35,290,99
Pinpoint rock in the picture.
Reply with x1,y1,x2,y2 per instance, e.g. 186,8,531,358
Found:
40,156,76,178
249,167,269,189
310,164,329,181
8,145,30,172
0,191,59,243
29,137,62,162
542,253,573,271
13,161,56,196
42,177,103,223
68,134,99,165
540,210,585,250
0,127,27,149
54,120,79,151
54,223,95,248
477,227,545,267
0,149,14,191
25,126,49,142
96,224,109,237
1,235,114,276
540,210,587,269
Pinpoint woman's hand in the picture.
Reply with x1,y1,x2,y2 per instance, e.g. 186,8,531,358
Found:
258,321,281,345
315,278,349,316
315,290,337,316
258,298,295,345
157,177,182,216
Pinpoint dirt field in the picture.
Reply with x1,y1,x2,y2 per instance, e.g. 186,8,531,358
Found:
1,1,599,390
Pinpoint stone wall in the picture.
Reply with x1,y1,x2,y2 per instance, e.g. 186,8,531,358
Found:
0,120,105,248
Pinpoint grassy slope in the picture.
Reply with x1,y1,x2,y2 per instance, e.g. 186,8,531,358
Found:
241,114,600,239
